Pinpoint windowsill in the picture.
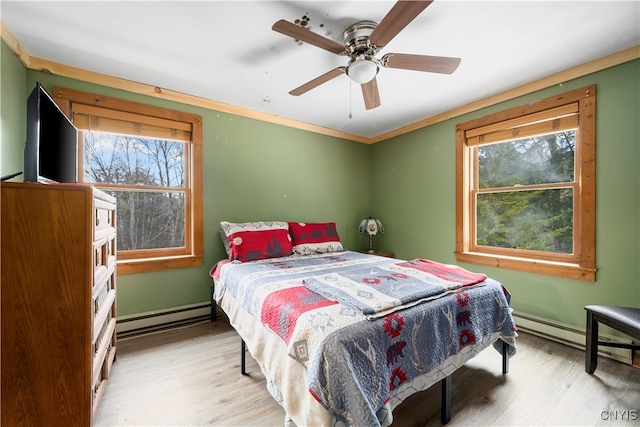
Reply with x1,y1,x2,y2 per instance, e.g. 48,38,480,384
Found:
117,255,203,275
454,251,596,282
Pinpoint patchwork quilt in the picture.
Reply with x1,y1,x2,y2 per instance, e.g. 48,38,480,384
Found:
211,251,517,426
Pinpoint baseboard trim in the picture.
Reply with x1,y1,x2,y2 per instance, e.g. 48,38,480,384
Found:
512,311,633,365
115,305,634,366
116,302,211,338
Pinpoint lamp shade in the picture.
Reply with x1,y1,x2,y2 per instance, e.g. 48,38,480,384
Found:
346,57,379,84
359,217,384,253
358,217,384,236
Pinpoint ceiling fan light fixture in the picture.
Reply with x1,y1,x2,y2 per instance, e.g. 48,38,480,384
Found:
346,57,379,84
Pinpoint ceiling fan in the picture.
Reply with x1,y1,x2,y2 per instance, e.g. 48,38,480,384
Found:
272,0,461,110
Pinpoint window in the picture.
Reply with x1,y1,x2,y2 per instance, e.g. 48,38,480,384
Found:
455,85,596,281
53,87,203,274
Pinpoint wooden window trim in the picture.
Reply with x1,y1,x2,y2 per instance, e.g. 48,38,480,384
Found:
455,85,596,281
53,86,203,274
72,104,193,142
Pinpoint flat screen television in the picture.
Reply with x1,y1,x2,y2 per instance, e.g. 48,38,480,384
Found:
23,82,78,183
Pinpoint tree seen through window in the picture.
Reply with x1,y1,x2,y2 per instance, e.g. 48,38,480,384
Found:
476,131,575,254
85,132,186,251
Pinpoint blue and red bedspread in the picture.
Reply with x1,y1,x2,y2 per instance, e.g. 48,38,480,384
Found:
211,251,516,426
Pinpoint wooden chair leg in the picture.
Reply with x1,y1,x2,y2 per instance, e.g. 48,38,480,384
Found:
441,375,451,424
585,310,598,374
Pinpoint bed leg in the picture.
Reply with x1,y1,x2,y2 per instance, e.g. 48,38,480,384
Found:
210,285,217,322
441,375,451,424
241,339,247,375
502,340,509,374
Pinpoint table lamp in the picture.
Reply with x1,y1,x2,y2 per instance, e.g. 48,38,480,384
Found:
358,217,384,253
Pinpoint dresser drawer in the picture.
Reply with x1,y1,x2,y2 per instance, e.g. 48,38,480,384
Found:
92,379,108,417
92,341,116,417
93,316,116,382
95,207,112,230
92,314,116,417
93,274,116,342
93,196,116,241
94,233,116,286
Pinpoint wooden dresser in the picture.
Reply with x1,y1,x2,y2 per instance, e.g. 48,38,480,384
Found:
1,182,117,426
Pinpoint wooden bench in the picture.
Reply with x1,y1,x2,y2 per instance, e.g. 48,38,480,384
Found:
585,305,640,374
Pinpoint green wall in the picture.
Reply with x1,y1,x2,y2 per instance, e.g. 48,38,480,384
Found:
3,39,638,330
1,41,27,175
371,60,640,329
0,40,372,317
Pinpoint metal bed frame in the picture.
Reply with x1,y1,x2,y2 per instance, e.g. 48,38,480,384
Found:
238,338,510,424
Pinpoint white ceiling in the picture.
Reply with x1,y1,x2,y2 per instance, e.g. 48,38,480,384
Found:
2,1,639,139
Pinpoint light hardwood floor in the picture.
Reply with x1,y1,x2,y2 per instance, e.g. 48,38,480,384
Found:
95,316,640,427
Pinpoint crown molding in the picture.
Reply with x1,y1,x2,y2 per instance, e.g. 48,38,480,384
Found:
370,45,640,143
2,20,638,144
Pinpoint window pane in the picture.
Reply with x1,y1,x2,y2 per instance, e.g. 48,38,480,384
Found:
476,188,573,254
478,130,575,188
84,131,185,187
106,190,185,250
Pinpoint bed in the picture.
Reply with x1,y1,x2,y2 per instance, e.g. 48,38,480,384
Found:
210,221,517,427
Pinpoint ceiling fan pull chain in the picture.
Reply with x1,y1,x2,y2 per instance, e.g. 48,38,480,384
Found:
372,104,375,129
349,79,353,119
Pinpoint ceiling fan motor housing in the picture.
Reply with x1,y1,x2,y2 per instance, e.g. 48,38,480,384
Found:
343,21,381,83
342,20,380,56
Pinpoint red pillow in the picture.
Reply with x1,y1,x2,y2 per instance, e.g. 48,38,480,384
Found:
288,222,344,255
221,221,293,262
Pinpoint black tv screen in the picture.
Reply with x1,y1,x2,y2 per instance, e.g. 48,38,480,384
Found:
23,82,78,183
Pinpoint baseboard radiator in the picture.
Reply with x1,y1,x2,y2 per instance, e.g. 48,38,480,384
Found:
116,302,212,338
115,305,634,365
512,311,634,366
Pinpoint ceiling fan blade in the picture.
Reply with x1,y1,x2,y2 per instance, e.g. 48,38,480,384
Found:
289,67,345,96
369,1,434,48
361,77,381,110
272,20,346,55
381,53,461,74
